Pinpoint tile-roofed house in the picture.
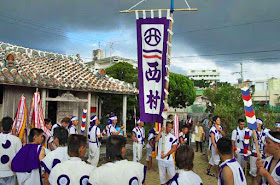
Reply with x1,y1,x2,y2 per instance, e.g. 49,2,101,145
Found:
0,42,137,135
0,42,137,94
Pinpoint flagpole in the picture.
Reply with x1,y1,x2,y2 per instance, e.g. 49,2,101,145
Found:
161,0,175,149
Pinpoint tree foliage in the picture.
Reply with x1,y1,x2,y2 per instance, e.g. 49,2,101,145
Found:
204,84,280,135
168,73,196,108
192,79,211,88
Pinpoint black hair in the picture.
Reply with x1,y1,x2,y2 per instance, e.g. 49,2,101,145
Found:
1,116,13,131
269,131,280,141
175,145,194,170
106,135,127,162
213,115,220,123
209,114,213,118
28,128,44,143
238,119,245,123
217,137,232,155
168,114,173,119
67,134,87,156
166,121,173,127
44,118,52,125
54,126,68,146
61,117,71,124
42,135,46,145
182,125,188,129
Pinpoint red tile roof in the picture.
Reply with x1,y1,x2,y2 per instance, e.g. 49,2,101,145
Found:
0,42,138,94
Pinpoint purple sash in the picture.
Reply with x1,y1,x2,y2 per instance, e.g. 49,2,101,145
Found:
11,144,41,172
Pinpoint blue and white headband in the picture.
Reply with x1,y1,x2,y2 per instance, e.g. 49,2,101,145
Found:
109,116,117,120
276,123,280,128
71,116,78,122
265,130,280,143
137,119,141,124
90,115,98,122
256,118,263,125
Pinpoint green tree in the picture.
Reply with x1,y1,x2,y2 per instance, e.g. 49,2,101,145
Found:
192,79,211,88
100,62,138,131
168,73,196,108
204,84,244,135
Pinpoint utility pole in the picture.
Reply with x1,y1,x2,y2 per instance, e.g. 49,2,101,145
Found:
232,62,246,82
109,42,113,65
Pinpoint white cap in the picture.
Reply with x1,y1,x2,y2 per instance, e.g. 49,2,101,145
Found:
109,116,117,120
71,116,78,122
256,118,263,125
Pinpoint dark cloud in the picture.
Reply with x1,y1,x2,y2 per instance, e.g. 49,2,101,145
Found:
0,0,280,67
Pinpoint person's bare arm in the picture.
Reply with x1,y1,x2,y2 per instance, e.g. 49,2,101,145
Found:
222,166,234,185
256,158,278,185
39,147,46,161
231,140,237,158
211,133,217,153
44,173,50,185
216,125,226,136
161,145,177,159
132,132,138,142
155,127,164,142
179,137,186,144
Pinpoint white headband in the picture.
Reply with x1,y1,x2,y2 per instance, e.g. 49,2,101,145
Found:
276,123,280,128
137,119,141,124
256,119,263,125
266,131,280,144
90,116,97,122
109,116,117,120
71,116,78,122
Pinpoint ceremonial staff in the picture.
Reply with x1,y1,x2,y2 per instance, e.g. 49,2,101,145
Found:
120,0,197,148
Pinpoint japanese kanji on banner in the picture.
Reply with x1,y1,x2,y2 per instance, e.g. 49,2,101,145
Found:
137,17,169,123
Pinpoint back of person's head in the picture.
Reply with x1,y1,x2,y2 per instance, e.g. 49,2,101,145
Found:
217,137,232,156
68,134,87,156
213,115,219,123
61,117,71,124
1,116,13,132
175,145,194,170
238,119,245,123
28,128,44,143
41,135,46,145
54,126,68,146
106,135,127,162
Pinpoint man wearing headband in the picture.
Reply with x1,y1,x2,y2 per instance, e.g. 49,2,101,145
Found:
256,131,280,185
276,123,280,132
106,115,124,136
87,115,101,166
132,119,145,162
231,119,246,168
249,118,266,184
68,116,78,135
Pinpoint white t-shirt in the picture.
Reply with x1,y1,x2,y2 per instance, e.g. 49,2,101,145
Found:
41,146,69,174
231,127,245,149
209,125,223,150
132,126,145,145
51,123,61,135
107,124,117,137
250,129,266,153
218,158,247,185
49,157,95,185
156,133,177,162
88,125,101,148
68,125,78,135
260,156,280,185
178,132,187,145
166,170,203,185
88,160,146,185
0,132,22,177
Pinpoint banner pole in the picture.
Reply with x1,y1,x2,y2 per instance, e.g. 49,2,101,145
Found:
162,0,174,151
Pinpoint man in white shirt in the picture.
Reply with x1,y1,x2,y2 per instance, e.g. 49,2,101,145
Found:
68,116,78,135
0,117,22,185
231,118,246,168
87,115,101,166
41,126,69,185
132,119,145,162
155,122,177,185
88,135,147,185
49,134,95,185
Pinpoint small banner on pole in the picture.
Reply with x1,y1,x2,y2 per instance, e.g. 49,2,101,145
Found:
241,87,257,130
137,17,169,124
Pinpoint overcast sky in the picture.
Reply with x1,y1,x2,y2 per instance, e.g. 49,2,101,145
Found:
0,0,280,83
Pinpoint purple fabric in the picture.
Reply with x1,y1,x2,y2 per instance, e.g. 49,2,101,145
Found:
142,166,147,184
40,161,50,174
11,144,41,172
137,17,169,124
165,173,179,185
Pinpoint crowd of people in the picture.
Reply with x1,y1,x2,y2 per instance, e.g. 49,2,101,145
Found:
0,113,280,185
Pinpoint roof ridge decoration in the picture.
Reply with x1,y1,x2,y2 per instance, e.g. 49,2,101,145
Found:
0,41,138,94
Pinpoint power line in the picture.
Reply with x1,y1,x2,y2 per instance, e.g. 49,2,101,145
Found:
0,11,137,55
174,16,280,34
172,49,280,58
